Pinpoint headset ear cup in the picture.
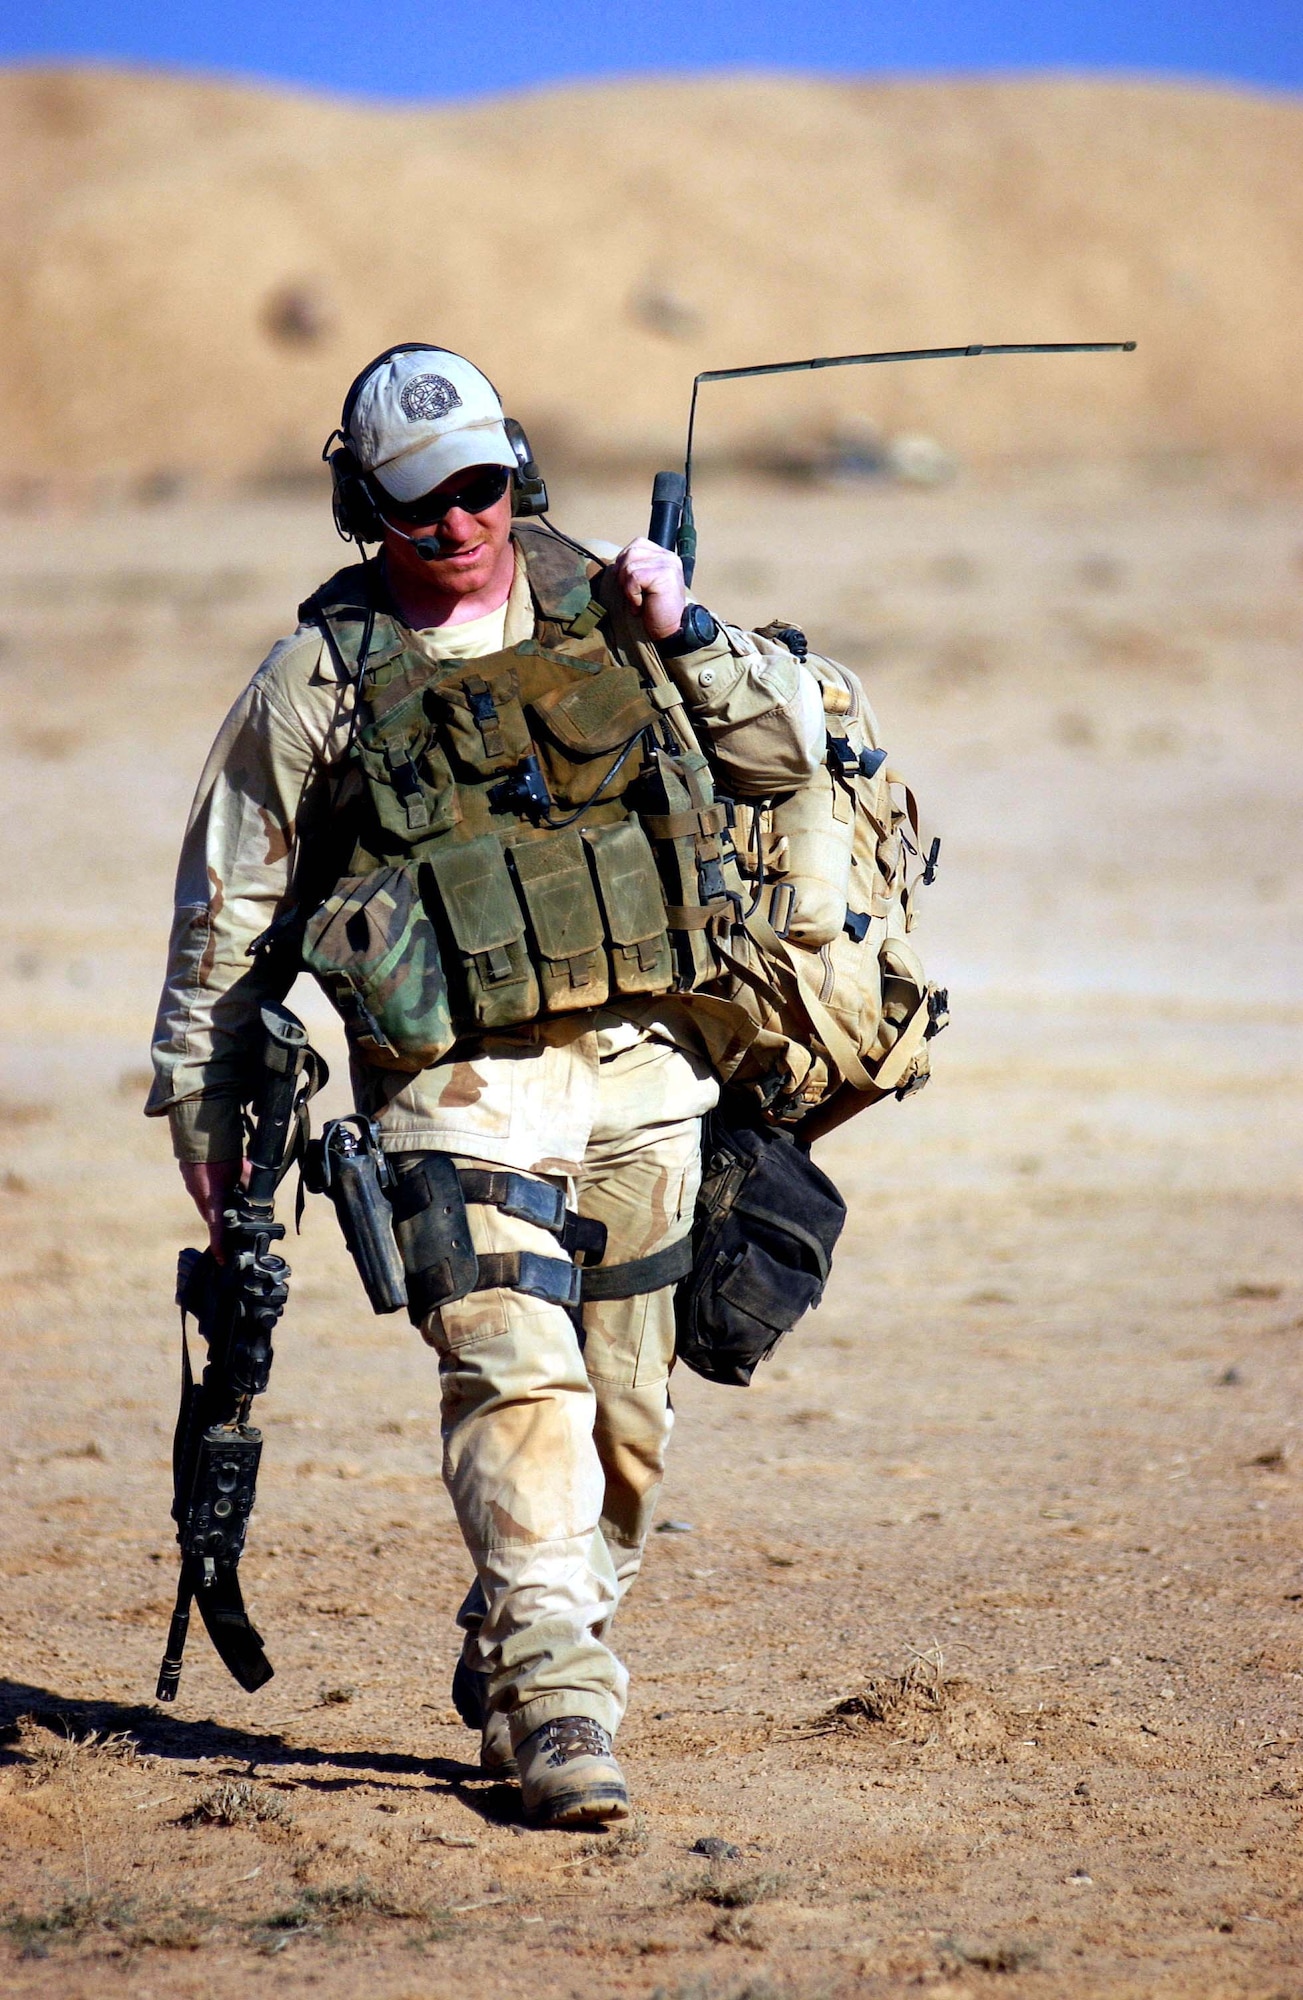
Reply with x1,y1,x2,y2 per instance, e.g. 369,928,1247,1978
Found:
328,446,385,545
503,417,548,517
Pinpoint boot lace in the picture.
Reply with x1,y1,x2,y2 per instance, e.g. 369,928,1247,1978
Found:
535,1717,613,1767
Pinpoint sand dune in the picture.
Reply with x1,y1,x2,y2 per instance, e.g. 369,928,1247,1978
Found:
2,64,1302,485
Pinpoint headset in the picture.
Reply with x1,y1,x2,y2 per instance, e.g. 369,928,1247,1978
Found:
323,340,549,548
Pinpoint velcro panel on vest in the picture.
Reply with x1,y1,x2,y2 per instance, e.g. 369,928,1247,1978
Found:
581,1235,694,1301
421,836,539,1029
507,833,609,1012
584,820,674,994
528,667,654,807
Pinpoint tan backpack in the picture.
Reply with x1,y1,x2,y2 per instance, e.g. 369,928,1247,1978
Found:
685,626,948,1135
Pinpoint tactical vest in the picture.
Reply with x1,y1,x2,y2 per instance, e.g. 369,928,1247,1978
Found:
298,526,738,1071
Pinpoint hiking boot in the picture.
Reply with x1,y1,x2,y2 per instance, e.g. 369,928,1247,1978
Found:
450,1657,513,1776
515,1716,630,1827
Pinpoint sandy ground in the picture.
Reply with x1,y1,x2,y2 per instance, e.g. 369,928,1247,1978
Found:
0,467,1300,1997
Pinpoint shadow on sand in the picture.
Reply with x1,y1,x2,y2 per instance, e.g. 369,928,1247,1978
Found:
0,1677,524,1825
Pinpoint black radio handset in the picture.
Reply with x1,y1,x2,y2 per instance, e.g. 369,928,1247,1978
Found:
648,468,697,587
648,470,685,551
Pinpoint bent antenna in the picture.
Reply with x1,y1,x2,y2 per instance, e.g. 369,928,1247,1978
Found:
648,340,1137,583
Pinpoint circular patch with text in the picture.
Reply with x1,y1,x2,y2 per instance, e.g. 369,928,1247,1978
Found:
399,373,463,423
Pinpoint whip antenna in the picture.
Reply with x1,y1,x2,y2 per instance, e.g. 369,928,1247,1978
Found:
648,340,1136,583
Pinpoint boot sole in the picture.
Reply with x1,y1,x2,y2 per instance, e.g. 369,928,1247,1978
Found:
525,1782,630,1828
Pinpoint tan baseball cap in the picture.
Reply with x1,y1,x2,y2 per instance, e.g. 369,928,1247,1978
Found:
346,347,516,503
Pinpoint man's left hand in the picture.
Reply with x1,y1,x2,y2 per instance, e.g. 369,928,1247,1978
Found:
615,537,688,642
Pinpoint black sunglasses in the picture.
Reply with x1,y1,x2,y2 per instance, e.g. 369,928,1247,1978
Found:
372,464,511,527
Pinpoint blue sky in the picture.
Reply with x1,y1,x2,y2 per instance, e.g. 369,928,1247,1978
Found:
6,0,1301,100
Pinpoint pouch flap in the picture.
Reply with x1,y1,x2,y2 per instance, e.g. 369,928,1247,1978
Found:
301,864,452,1070
585,820,667,946
422,836,525,956
716,1241,822,1332
508,833,605,962
530,667,653,757
879,934,927,992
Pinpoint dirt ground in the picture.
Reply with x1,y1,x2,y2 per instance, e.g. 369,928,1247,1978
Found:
0,466,1300,1998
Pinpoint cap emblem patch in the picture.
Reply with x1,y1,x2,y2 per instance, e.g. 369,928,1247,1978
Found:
399,373,463,423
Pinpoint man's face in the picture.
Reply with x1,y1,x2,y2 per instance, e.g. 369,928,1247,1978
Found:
377,463,515,600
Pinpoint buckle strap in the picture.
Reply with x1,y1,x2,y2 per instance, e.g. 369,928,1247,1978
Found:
581,1235,694,1301
457,1167,566,1234
642,805,728,840
455,1168,608,1265
474,1251,582,1308
560,1211,609,1264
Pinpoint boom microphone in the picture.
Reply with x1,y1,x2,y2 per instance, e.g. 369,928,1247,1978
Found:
379,516,449,562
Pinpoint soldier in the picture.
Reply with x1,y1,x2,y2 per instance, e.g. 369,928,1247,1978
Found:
147,344,825,1827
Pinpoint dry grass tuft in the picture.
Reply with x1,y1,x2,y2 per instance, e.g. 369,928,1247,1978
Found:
941,1935,1040,1974
681,1869,785,1910
180,1780,293,1829
805,1644,949,1734
15,1715,141,1787
253,1876,430,1949
571,1817,650,1865
2,1893,212,1960
802,1646,1011,1760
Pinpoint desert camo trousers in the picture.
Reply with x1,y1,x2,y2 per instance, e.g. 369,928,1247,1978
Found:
419,1034,718,1748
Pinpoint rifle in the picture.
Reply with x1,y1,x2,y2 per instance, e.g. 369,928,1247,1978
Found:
156,1002,324,1702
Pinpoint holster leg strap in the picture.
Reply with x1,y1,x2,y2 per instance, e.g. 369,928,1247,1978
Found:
393,1155,604,1322
473,1251,583,1309
457,1167,608,1265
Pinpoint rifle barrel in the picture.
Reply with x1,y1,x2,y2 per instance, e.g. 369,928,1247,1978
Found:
156,1578,192,1702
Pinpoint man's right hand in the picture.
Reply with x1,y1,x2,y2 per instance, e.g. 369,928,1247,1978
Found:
179,1159,242,1262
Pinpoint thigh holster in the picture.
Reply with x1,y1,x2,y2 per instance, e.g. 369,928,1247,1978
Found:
389,1154,479,1323
388,1154,608,1325
359,1150,692,1326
